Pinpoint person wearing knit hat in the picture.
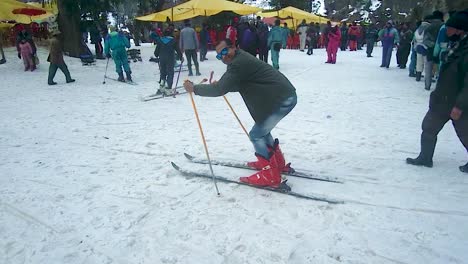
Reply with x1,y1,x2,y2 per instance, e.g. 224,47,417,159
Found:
407,10,468,173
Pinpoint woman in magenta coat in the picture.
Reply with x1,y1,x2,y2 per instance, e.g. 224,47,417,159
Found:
326,26,341,64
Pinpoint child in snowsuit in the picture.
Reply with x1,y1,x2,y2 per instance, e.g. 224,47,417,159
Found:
104,27,132,82
326,26,341,64
154,29,184,96
18,39,35,71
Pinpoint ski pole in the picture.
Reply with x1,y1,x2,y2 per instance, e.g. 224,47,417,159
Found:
102,57,110,84
208,71,249,138
172,61,183,96
187,80,220,195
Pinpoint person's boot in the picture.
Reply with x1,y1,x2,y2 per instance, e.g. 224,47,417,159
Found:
416,72,422,82
195,65,201,76
48,81,57,85
125,71,132,82
459,162,468,173
188,67,193,76
117,72,125,82
406,135,436,168
269,138,294,173
158,80,166,95
409,71,416,77
240,152,281,188
66,79,75,83
247,152,271,170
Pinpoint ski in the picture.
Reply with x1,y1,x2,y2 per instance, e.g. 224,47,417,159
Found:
171,162,343,204
104,76,137,85
184,153,342,183
140,90,188,101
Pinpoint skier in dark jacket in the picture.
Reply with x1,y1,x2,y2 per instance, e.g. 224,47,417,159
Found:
255,16,269,63
365,24,379,57
340,22,348,51
407,11,468,173
183,39,297,188
306,22,318,55
239,22,258,57
154,29,184,96
199,23,209,61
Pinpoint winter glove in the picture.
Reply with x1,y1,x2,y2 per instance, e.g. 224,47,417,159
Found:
18,53,21,59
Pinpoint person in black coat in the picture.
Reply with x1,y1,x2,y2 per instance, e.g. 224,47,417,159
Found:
154,29,184,96
407,11,468,173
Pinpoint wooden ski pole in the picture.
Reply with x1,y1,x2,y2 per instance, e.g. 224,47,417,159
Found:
187,77,220,195
208,71,249,138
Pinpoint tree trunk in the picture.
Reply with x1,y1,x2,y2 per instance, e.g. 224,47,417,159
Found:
57,0,83,57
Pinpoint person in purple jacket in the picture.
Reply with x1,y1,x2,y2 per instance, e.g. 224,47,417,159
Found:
378,20,400,68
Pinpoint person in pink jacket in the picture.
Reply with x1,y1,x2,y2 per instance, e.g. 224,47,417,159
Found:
326,26,341,64
18,39,35,71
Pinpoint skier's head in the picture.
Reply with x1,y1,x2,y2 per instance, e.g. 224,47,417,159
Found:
274,19,280,26
216,39,236,65
446,11,468,41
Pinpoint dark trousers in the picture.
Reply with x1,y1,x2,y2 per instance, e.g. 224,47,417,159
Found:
418,110,468,161
184,49,199,74
200,44,207,61
340,39,347,51
396,44,411,67
48,63,72,83
95,41,104,58
258,47,268,63
366,40,375,56
381,45,393,67
159,59,175,89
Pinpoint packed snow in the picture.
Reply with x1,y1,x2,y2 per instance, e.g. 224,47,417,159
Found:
1,43,467,264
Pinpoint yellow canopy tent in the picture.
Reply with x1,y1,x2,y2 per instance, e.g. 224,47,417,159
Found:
0,0,52,24
136,0,262,22
258,6,329,27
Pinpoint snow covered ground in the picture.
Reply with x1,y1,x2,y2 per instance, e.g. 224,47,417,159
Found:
1,43,467,264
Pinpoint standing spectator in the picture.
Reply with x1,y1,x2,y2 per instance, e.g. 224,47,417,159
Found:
90,24,104,59
326,26,341,64
104,26,132,82
406,11,468,173
378,20,400,68
47,31,75,85
365,23,378,57
340,22,348,51
357,23,364,50
255,16,269,63
282,23,290,48
414,17,431,82
409,21,422,77
314,23,321,48
348,22,359,51
18,39,34,71
239,22,258,57
268,19,286,70
199,23,209,61
423,10,444,90
434,11,456,68
16,25,37,69
323,21,332,50
296,19,308,52
306,22,317,55
226,17,238,47
396,23,413,69
180,19,201,76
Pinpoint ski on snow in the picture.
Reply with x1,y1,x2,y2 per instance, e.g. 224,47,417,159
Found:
183,153,342,184
171,162,343,204
140,87,186,101
104,76,138,85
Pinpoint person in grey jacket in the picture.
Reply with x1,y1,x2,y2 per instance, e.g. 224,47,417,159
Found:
422,10,444,90
407,11,468,173
179,19,200,76
183,39,297,188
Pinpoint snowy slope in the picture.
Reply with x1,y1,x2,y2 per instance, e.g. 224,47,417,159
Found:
1,43,467,264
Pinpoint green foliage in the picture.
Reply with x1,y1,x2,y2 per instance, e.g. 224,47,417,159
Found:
269,0,309,11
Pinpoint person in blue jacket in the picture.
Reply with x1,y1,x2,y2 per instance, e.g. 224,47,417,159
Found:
104,26,132,82
268,19,287,70
378,20,400,68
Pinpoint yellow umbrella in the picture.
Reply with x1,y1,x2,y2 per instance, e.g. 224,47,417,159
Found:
137,0,262,22
0,0,49,24
259,6,329,26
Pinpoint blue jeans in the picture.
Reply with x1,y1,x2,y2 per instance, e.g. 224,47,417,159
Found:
249,95,297,158
381,44,393,67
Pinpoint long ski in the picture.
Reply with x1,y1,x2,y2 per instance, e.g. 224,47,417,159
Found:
140,89,188,101
171,162,343,204
104,76,137,85
184,153,342,183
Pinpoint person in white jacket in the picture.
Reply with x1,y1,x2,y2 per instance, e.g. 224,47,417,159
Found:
413,16,431,82
296,19,308,52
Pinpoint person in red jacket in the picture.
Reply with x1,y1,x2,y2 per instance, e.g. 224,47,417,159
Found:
226,17,238,46
326,26,341,64
348,22,360,51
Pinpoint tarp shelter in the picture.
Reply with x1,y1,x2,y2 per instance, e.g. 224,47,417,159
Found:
258,6,329,27
136,0,262,22
0,0,52,24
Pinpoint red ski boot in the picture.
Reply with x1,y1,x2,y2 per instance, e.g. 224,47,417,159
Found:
269,139,294,173
247,152,271,170
240,153,281,188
